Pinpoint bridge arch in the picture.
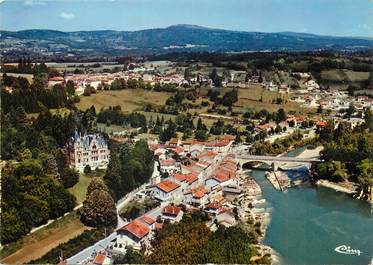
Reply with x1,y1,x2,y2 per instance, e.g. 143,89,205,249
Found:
239,159,272,170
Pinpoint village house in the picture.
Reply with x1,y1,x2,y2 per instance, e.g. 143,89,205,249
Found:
203,139,233,153
170,146,185,157
161,204,184,223
204,202,224,215
216,210,236,228
172,173,199,192
48,76,65,87
116,220,151,251
67,132,110,172
205,158,237,190
159,159,179,174
92,252,112,265
167,138,181,148
184,186,209,207
153,179,182,201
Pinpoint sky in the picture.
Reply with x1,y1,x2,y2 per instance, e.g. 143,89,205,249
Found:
1,0,373,37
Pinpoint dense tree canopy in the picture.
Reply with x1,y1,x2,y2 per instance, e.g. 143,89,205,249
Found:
104,140,154,201
145,213,256,264
314,116,373,200
97,106,147,130
1,159,76,243
80,187,117,228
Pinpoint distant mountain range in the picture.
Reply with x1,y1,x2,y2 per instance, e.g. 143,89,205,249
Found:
1,24,373,58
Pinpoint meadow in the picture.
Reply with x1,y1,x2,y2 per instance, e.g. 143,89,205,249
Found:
77,89,173,112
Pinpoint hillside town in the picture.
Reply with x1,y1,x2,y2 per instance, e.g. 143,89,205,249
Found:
42,63,373,113
66,134,272,264
1,12,373,264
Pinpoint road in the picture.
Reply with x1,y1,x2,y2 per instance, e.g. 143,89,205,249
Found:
66,162,159,264
236,154,321,163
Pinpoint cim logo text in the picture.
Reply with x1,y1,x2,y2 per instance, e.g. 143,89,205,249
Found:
334,245,362,256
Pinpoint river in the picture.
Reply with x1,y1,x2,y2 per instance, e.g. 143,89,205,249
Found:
249,147,373,265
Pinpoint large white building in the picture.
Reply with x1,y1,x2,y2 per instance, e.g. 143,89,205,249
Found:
67,132,110,172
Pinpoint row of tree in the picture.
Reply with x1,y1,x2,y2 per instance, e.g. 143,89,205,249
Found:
96,106,147,129
1,85,69,113
98,77,178,93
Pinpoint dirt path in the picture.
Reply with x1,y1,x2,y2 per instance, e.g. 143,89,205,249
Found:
1,221,88,264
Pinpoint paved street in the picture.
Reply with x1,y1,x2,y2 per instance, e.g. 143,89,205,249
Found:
66,162,159,264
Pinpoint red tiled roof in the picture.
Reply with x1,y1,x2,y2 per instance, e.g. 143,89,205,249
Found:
316,121,328,127
197,151,217,159
169,138,179,145
163,205,181,216
119,220,150,240
205,202,221,210
185,173,198,185
257,124,273,130
192,186,208,199
141,215,156,225
156,179,180,193
213,172,231,183
171,146,184,154
49,76,65,82
155,223,163,230
93,253,106,265
173,173,187,182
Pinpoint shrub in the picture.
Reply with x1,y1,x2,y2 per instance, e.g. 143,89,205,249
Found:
83,165,91,174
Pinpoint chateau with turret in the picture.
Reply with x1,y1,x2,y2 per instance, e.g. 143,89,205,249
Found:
67,132,110,172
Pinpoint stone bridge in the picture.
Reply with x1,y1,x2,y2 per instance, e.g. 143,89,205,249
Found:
236,154,322,171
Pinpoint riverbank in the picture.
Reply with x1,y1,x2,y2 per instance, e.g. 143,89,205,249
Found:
316,179,357,194
236,170,274,262
295,146,360,197
297,145,324,159
265,171,290,191
248,145,373,265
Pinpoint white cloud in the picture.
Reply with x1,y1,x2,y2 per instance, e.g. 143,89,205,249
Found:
24,0,46,6
60,12,75,20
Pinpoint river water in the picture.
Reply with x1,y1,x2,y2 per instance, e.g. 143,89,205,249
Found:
249,148,373,265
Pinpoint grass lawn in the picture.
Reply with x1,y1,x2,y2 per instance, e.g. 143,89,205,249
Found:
236,86,312,114
97,123,127,133
77,89,172,112
68,170,105,204
68,174,92,204
0,212,88,264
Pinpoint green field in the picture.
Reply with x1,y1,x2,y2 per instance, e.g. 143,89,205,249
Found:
321,69,369,83
236,85,311,114
77,89,172,112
